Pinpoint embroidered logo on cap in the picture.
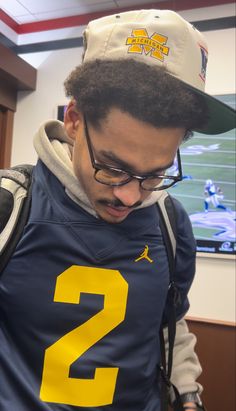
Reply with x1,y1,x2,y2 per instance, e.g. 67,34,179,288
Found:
126,29,169,61
199,44,208,82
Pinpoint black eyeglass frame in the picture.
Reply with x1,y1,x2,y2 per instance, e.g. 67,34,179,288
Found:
84,115,183,191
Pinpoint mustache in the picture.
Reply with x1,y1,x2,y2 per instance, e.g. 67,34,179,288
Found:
98,199,142,209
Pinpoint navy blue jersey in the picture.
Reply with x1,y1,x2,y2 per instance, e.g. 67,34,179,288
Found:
0,161,196,411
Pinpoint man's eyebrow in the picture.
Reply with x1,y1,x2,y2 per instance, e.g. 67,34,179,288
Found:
99,151,174,174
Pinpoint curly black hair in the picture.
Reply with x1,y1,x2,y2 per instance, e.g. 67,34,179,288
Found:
64,59,209,138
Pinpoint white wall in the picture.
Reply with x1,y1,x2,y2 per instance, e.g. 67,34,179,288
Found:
11,47,83,165
188,254,235,322
11,26,235,324
187,28,235,324
204,28,236,95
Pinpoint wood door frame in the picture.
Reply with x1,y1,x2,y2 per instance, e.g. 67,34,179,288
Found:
0,107,14,168
0,43,36,168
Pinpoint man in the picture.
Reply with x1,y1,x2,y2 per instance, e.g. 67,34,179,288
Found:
0,9,235,411
204,179,228,212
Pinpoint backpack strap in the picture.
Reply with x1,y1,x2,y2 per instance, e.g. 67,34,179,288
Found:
0,164,34,273
157,191,177,263
157,191,180,376
156,191,183,410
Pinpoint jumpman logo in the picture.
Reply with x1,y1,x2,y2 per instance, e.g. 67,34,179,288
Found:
135,245,153,263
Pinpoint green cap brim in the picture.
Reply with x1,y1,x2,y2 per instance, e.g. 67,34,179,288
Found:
186,84,236,135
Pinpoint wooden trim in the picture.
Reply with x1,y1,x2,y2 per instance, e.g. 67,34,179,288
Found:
0,44,36,91
0,44,36,167
187,319,236,410
186,315,236,327
0,108,14,168
0,77,17,111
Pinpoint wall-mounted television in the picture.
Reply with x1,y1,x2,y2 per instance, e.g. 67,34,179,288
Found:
170,94,235,257
57,94,235,257
57,105,67,122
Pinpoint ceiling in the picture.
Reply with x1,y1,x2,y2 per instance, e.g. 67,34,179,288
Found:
0,0,168,24
0,0,233,25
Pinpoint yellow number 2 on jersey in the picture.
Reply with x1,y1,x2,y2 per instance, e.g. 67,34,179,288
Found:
40,265,128,407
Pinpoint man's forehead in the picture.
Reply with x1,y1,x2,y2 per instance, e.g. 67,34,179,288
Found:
89,107,183,164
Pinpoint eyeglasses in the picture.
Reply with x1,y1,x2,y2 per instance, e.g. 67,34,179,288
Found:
84,116,183,191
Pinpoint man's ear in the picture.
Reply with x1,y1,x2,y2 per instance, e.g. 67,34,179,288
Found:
64,100,83,140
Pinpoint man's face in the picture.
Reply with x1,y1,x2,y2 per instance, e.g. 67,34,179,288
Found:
64,102,185,224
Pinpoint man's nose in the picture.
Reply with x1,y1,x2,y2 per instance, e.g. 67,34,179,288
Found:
112,179,142,207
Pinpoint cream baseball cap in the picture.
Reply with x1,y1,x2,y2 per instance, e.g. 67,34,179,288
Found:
83,9,235,134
